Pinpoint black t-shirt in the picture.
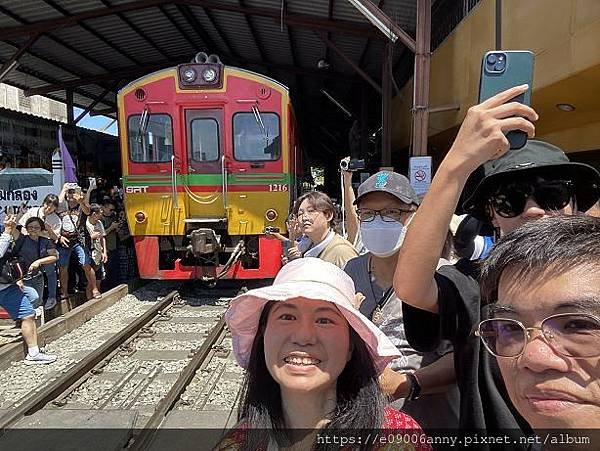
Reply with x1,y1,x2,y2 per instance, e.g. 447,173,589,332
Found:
402,259,532,447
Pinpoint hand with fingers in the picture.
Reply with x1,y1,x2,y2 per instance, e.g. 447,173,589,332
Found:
3,214,17,234
286,245,302,261
285,215,302,243
444,84,538,174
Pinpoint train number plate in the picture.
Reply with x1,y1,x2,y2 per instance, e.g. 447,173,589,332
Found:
268,184,288,192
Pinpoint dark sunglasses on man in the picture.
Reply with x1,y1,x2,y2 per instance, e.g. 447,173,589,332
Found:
488,178,574,218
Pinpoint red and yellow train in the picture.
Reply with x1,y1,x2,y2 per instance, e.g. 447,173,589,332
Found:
118,53,301,281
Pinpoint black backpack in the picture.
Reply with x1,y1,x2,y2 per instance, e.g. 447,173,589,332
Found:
0,238,26,284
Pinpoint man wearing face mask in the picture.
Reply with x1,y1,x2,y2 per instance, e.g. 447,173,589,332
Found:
344,171,459,430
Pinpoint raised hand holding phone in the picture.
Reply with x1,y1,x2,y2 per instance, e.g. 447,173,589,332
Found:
478,50,535,149
445,85,538,175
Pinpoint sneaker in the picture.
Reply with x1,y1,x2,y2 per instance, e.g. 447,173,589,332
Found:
34,306,43,319
44,298,57,310
24,352,57,365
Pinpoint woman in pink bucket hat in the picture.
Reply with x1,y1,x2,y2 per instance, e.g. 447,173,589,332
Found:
221,258,431,451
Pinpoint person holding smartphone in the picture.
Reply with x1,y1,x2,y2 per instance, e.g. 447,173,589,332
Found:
393,85,600,439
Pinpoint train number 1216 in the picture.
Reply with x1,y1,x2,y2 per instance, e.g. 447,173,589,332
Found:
268,184,288,192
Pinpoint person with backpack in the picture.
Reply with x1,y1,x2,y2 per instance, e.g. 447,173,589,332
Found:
0,214,56,365
56,183,99,300
17,194,61,310
12,217,59,311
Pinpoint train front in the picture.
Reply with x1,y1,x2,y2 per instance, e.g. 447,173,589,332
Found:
118,53,300,282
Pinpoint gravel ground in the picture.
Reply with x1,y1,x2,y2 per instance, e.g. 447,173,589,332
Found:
62,299,227,411
152,322,214,333
178,331,244,411
168,306,226,318
0,280,242,419
101,357,191,375
0,282,175,409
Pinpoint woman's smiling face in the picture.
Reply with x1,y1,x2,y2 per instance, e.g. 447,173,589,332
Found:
263,297,351,396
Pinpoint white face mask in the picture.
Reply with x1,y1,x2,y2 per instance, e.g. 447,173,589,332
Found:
360,214,413,258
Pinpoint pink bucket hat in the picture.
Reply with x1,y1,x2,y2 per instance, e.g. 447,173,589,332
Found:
225,257,402,373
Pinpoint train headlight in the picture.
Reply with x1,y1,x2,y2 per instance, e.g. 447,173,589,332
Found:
182,68,197,83
202,68,217,83
134,211,147,223
265,209,278,221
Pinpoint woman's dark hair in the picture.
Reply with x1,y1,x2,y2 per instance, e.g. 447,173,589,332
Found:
234,302,385,451
43,194,59,209
89,203,102,214
293,191,336,226
25,216,45,231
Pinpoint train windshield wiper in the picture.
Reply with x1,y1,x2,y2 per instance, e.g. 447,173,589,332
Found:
251,105,269,143
137,106,150,143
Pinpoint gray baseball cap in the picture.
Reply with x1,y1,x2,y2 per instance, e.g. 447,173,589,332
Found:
354,171,420,206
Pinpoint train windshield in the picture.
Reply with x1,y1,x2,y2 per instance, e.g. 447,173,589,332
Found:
190,118,219,161
233,112,280,161
128,114,173,163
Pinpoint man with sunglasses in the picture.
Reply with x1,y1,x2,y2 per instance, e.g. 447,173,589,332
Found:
477,215,600,436
393,85,600,440
344,171,459,430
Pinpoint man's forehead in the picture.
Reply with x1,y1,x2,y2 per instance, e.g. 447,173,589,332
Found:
359,191,409,207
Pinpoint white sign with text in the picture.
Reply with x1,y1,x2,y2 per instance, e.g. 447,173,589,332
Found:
409,156,432,196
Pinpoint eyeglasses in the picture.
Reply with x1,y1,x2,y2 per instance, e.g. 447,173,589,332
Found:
488,179,573,218
356,208,413,223
297,209,321,218
476,313,600,359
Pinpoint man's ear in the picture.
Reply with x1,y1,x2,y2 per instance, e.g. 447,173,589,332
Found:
325,210,334,222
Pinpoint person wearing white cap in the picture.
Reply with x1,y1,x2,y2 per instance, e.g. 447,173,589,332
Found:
223,258,431,451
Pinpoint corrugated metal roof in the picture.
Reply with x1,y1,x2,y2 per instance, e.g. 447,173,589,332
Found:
0,0,469,161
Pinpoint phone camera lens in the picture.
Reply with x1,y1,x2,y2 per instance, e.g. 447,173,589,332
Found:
494,59,506,71
486,54,498,65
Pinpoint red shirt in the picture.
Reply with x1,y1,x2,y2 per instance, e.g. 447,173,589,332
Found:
377,406,432,451
215,407,432,451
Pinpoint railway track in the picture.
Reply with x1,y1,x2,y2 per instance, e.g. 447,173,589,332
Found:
0,282,246,451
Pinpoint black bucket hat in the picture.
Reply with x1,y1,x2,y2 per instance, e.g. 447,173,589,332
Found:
462,140,600,221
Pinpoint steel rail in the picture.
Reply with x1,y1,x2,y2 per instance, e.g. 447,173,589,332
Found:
129,314,227,451
0,290,180,432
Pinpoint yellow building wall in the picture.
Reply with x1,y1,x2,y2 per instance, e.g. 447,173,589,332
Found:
393,0,600,154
